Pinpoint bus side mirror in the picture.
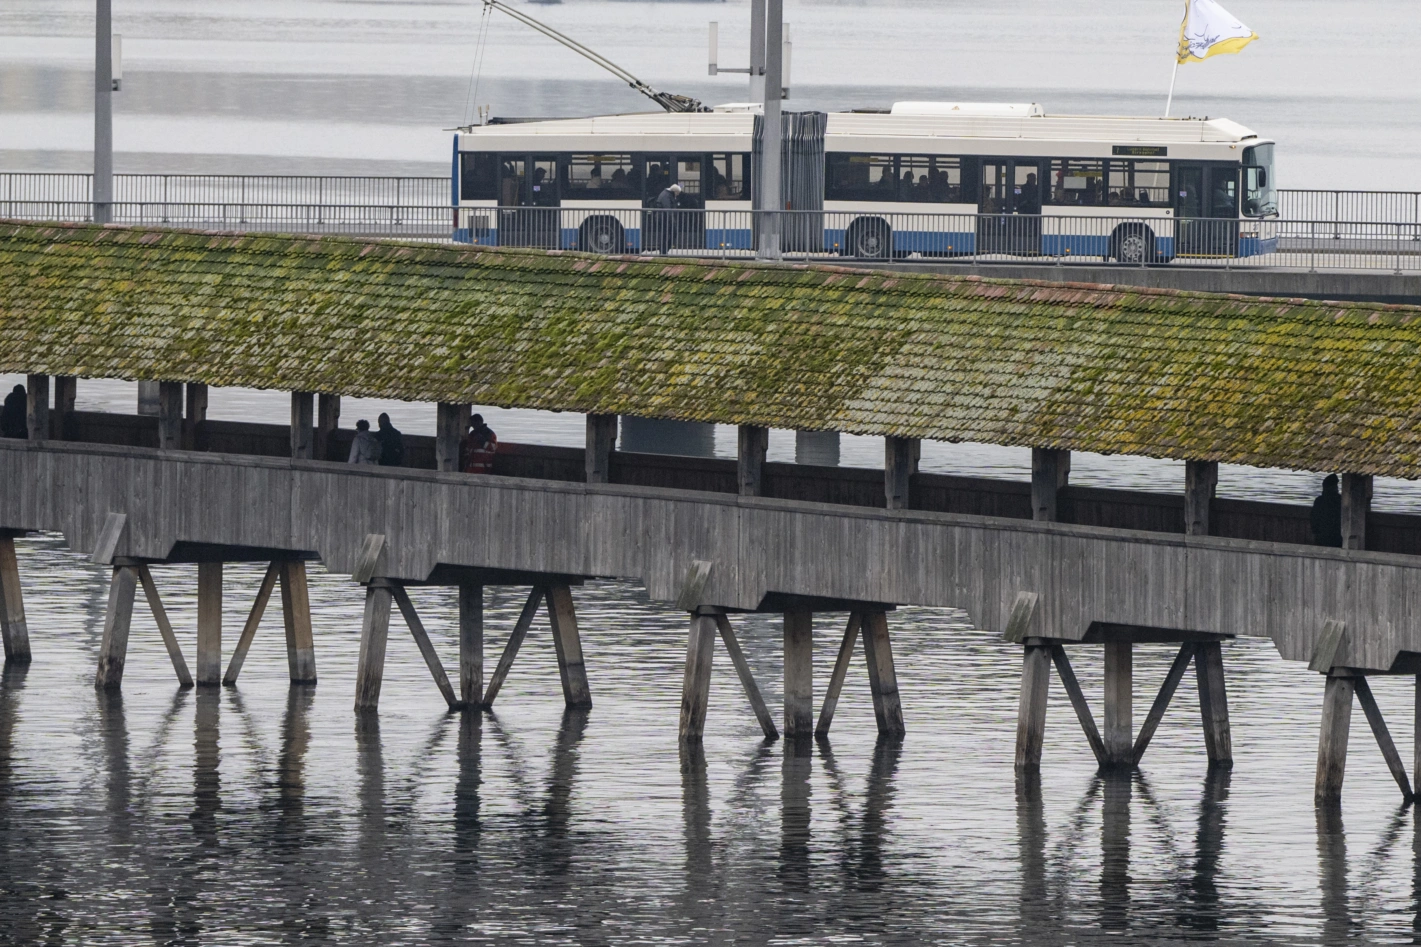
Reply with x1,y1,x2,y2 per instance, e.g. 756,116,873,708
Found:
1253,167,1267,188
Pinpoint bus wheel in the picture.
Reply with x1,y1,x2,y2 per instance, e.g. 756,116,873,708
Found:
1110,223,1156,264
843,218,892,260
579,217,625,255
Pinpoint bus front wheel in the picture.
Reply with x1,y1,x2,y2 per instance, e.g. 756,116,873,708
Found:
579,217,626,255
1110,224,1156,264
843,218,892,260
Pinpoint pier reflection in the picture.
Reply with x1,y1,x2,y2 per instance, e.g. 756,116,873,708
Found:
453,709,481,857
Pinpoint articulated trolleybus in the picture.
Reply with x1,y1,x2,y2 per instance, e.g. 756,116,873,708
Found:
452,102,1277,262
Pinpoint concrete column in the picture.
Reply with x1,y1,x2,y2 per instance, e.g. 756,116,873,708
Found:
137,380,161,416
1015,643,1050,772
1195,640,1233,766
585,414,617,483
291,391,315,460
1184,460,1218,536
52,376,76,440
195,562,222,686
794,430,839,466
783,607,813,737
0,536,31,663
157,381,183,450
1341,473,1372,551
279,560,316,683
95,565,138,688
355,582,393,710
737,424,768,496
884,436,919,510
184,382,207,450
458,582,483,707
24,374,48,442
1031,447,1070,522
436,402,469,472
1103,640,1132,768
679,612,717,741
316,394,340,461
1316,672,1355,804
546,585,592,708
860,610,905,736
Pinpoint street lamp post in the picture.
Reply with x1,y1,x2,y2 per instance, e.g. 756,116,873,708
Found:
94,0,113,223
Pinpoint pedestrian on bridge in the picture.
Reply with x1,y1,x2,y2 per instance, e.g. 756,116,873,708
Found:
461,413,498,474
0,384,26,439
347,418,381,465
1311,474,1343,547
652,182,681,255
376,413,405,467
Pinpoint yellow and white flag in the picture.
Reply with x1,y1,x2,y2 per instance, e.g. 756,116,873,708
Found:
1176,0,1259,63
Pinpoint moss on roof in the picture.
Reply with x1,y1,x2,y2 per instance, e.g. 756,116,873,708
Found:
3,220,1420,477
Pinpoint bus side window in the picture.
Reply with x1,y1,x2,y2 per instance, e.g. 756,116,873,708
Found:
709,154,750,200
1048,158,1104,206
1109,161,1169,207
826,154,895,202
461,153,498,201
675,157,705,208
565,154,638,200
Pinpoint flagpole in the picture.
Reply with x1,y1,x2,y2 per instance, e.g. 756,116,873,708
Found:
1165,58,1179,117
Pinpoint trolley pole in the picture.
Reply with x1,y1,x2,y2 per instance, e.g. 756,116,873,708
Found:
756,0,782,260
94,0,113,223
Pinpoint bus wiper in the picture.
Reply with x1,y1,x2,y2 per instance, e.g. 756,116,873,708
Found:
478,0,709,114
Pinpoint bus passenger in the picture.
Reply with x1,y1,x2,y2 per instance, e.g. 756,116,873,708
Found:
1016,174,1040,214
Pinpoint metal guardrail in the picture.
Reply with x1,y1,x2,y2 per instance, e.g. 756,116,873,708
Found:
1278,190,1421,225
6,201,1420,272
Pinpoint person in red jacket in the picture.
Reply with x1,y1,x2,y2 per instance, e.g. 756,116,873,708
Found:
461,414,498,474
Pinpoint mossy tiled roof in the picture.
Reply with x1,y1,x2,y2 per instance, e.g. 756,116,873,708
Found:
3,220,1420,477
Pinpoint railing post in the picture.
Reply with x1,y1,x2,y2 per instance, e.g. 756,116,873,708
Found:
585,414,617,484
24,374,49,442
1341,473,1372,551
737,424,768,496
884,436,919,510
1184,459,1218,536
1031,447,1070,522
157,381,183,450
290,391,315,460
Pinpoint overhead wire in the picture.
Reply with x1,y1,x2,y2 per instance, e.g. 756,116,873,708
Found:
463,0,494,125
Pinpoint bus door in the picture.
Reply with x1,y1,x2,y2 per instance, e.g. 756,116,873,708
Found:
977,159,1042,256
498,154,559,248
1175,163,1238,257
640,155,705,252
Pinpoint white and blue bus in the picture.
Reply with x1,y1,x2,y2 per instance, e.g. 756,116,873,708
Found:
452,102,1277,262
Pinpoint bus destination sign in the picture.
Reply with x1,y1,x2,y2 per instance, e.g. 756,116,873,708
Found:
1112,145,1168,157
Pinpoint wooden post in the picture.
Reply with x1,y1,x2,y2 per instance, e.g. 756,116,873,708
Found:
816,613,861,736
195,562,222,686
884,436,919,510
1354,677,1413,800
391,584,460,710
95,565,138,688
157,381,182,450
1049,645,1106,766
436,402,468,472
1316,672,1355,804
135,565,194,687
1015,642,1051,772
1184,460,1218,536
783,607,814,737
316,393,340,461
679,612,717,741
1341,473,1372,551
291,391,315,460
737,425,769,497
1415,676,1421,796
52,376,76,440
1195,640,1233,766
222,561,279,686
1031,447,1070,522
280,560,317,683
183,382,208,450
546,585,592,708
860,610,905,736
713,613,778,740
482,587,542,707
459,582,483,707
585,414,618,483
24,374,49,442
1131,643,1194,765
0,536,31,664
1102,640,1133,768
354,581,393,710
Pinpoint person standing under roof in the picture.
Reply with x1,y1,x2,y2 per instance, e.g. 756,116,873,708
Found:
1310,474,1343,548
461,414,498,474
376,413,405,467
347,418,381,465
0,384,26,439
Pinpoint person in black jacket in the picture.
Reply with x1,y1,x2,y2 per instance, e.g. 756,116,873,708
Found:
651,182,681,255
0,385,27,439
1310,474,1343,547
376,412,405,467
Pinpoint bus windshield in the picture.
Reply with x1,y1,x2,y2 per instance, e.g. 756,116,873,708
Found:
1242,143,1276,217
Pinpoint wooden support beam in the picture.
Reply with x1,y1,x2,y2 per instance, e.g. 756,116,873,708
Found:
316,393,340,461
290,391,315,460
458,582,483,707
0,536,31,664
884,437,919,510
391,583,460,710
195,562,222,686
816,612,861,736
25,374,49,443
1415,676,1421,797
354,581,393,711
280,560,317,683
482,587,542,707
1341,472,1372,551
1195,640,1233,765
737,424,769,496
135,564,194,687
183,382,207,450
222,561,279,685
1184,460,1218,536
1102,640,1133,768
546,585,592,708
1031,447,1070,522
714,613,778,740
1131,643,1194,765
436,402,469,472
783,607,814,737
1354,676,1413,800
679,612,717,741
1015,643,1051,772
585,414,617,483
157,381,182,450
95,565,138,689
1316,672,1355,805
1049,644,1107,766
52,376,76,440
861,610,905,737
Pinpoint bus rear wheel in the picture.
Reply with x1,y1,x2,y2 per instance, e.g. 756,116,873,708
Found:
843,218,892,260
1110,223,1157,264
579,216,625,255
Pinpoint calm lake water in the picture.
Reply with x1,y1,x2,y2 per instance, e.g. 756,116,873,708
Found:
4,1,1421,942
